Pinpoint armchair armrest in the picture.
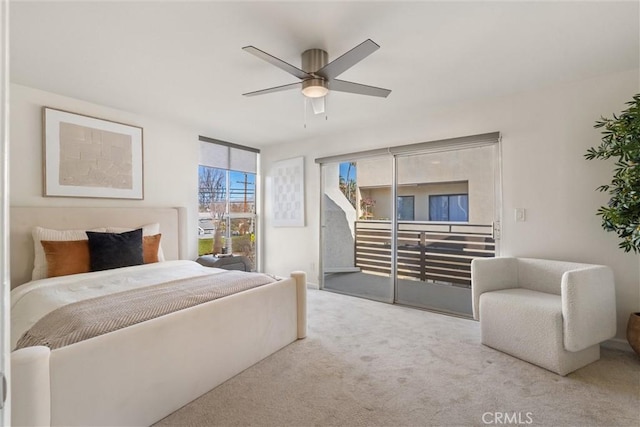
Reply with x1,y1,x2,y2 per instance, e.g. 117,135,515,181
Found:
471,257,518,320
562,266,616,352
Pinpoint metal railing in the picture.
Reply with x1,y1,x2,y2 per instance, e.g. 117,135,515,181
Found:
354,220,495,287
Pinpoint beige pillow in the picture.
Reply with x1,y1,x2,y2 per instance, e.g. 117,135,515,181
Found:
41,240,91,278
106,223,165,261
32,226,107,281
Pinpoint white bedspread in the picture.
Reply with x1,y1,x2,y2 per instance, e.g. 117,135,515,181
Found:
11,260,225,350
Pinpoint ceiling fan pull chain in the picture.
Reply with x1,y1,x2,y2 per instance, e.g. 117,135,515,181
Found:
325,96,328,121
303,96,307,129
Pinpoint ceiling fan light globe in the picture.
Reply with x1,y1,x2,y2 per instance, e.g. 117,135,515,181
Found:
302,85,329,98
302,78,329,98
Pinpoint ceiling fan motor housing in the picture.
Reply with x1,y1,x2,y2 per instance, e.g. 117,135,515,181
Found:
301,49,328,98
301,48,328,73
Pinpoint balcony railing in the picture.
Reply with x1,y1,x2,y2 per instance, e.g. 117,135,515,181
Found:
354,220,496,287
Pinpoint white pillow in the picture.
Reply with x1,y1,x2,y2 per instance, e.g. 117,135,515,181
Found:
105,223,165,262
32,226,107,281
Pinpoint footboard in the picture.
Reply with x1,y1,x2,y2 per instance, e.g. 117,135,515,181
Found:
12,271,307,426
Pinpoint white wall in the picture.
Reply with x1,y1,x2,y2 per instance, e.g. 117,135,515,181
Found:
9,84,201,260
262,69,640,340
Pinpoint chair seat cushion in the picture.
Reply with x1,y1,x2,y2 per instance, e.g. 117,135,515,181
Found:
483,288,562,314
478,288,599,375
479,288,563,369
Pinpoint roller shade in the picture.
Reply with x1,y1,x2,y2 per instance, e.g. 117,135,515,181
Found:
199,136,258,173
315,132,500,164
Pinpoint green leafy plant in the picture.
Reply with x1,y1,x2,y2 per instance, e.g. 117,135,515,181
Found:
585,94,640,253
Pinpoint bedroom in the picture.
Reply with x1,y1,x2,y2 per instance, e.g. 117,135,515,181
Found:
1,1,639,426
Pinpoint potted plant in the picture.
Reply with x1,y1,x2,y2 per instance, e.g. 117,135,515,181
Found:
359,197,376,220
585,93,640,356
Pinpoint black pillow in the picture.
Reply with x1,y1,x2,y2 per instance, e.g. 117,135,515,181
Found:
86,228,144,272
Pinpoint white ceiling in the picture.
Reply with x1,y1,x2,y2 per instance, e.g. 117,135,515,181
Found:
10,1,640,148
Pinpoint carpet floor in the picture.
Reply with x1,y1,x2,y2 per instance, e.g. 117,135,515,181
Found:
154,289,640,426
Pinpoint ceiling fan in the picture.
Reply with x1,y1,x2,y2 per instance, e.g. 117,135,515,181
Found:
242,39,391,114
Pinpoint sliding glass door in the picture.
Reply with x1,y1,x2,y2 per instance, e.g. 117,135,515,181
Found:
319,133,501,318
394,144,499,316
320,157,394,302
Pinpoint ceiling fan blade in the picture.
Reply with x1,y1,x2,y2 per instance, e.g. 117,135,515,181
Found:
310,97,325,115
242,82,301,97
315,39,380,80
242,46,312,80
329,79,391,98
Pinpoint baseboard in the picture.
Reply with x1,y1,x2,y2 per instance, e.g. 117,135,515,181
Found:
306,282,320,290
602,338,633,353
324,267,361,273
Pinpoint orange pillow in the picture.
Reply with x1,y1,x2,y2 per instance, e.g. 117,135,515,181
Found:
143,234,162,264
41,240,91,278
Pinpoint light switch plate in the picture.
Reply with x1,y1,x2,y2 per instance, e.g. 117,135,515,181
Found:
515,208,526,222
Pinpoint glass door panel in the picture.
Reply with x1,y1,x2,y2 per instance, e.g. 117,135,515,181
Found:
321,157,394,302
394,145,499,316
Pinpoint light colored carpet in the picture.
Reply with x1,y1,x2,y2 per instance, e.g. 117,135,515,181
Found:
154,289,640,426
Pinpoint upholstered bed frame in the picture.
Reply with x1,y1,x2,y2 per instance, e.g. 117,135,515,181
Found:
9,206,188,289
9,206,307,426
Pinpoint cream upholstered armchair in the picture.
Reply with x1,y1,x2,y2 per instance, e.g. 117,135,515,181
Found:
471,257,616,376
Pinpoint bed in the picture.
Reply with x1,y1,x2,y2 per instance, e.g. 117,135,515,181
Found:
9,207,307,427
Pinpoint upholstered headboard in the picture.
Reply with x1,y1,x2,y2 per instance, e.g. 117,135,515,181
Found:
10,206,188,288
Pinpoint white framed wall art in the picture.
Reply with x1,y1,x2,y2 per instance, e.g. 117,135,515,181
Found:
43,107,144,199
271,156,305,227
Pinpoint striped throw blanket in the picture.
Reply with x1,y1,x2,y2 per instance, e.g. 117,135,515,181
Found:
16,270,277,350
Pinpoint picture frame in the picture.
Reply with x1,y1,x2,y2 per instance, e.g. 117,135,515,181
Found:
43,107,144,199
271,156,305,227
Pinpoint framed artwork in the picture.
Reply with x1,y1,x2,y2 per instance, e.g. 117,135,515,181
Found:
271,156,305,227
43,107,144,199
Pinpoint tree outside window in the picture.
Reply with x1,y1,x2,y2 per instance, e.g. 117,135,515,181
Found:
198,166,256,269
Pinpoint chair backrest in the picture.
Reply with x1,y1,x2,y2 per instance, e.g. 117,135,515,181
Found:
516,258,594,295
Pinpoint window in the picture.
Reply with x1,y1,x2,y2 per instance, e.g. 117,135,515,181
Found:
339,161,357,208
397,196,415,221
429,194,469,222
199,137,259,270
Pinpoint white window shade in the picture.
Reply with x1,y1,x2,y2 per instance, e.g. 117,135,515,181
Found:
199,138,258,173
230,148,257,174
199,142,229,170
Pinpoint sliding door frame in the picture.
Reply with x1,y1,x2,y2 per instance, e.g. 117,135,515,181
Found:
1,0,9,423
391,139,502,311
316,132,502,308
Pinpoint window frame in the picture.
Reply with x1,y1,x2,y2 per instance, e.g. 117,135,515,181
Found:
428,193,469,222
396,195,415,221
198,137,259,270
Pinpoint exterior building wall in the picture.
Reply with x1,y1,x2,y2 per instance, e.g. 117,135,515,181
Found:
357,145,495,224
323,163,357,269
362,182,469,221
